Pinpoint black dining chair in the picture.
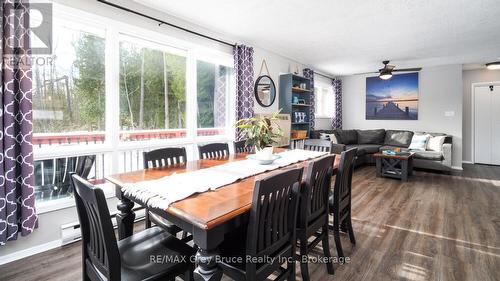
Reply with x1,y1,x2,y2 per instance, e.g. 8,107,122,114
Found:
142,147,186,236
198,143,229,159
218,167,303,281
303,139,333,153
70,174,195,281
329,148,357,259
297,155,336,281
233,140,254,153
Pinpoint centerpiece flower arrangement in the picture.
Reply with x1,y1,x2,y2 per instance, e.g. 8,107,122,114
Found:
235,111,283,160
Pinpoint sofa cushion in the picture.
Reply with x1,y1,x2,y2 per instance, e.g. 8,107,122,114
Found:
346,144,381,156
412,150,443,161
320,133,338,144
356,129,385,144
334,129,358,144
384,130,414,147
408,134,430,151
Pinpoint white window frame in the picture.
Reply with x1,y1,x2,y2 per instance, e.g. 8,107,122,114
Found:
314,77,335,119
34,3,236,212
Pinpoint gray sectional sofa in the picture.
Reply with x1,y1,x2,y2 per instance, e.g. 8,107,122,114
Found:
311,129,452,172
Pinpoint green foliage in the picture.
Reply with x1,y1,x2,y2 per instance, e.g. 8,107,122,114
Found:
119,42,187,130
73,34,106,131
235,111,283,150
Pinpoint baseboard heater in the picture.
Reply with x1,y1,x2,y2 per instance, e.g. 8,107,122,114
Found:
61,207,145,245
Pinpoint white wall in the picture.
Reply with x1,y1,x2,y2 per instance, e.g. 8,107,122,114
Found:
342,64,463,168
462,68,500,162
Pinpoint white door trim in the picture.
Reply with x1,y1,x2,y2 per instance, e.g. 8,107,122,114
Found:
471,81,500,164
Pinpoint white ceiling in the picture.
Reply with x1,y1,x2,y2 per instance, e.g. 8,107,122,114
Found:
135,0,500,76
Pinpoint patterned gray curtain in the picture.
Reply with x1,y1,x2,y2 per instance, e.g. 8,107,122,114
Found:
233,44,254,139
303,68,315,131
1,0,37,245
332,78,342,129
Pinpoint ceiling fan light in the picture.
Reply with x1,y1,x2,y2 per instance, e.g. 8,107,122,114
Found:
486,61,500,70
379,70,393,80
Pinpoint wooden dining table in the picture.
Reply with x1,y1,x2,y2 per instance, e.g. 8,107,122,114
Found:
106,149,339,281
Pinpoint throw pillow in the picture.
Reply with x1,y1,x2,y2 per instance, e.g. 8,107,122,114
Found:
409,134,430,151
427,136,446,152
320,133,338,144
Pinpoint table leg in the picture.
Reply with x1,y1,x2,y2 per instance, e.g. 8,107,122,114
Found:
116,194,135,240
376,158,382,178
194,248,222,281
401,160,409,182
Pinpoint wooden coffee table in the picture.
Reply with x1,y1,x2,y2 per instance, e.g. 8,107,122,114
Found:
373,152,415,181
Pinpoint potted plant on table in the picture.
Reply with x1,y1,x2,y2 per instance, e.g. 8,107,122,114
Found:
235,111,283,160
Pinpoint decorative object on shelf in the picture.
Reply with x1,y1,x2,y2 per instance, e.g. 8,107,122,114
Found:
254,59,276,107
297,99,306,105
294,112,307,123
366,72,419,120
300,83,307,89
235,111,283,160
294,65,300,75
293,96,299,104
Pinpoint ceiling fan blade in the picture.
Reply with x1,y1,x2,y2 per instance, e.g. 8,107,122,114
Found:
353,71,379,75
393,67,422,72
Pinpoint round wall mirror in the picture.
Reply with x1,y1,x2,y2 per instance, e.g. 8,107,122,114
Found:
254,75,276,107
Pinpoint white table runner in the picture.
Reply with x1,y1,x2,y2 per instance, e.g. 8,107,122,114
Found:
122,149,327,209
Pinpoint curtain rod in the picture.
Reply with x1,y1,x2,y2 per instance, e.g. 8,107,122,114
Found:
96,0,236,48
314,71,335,80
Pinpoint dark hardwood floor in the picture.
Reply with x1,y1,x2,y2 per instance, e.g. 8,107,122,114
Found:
1,164,499,281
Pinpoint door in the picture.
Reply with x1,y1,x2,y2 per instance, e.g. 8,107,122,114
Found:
492,86,500,165
474,84,500,165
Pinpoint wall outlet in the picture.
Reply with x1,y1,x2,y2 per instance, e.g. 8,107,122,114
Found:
444,111,455,117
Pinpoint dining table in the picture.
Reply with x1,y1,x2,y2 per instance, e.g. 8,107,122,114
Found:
105,148,339,281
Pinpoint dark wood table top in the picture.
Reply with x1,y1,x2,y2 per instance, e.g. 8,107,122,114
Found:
106,149,338,231
373,151,415,160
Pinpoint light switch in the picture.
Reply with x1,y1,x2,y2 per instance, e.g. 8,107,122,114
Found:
444,111,455,117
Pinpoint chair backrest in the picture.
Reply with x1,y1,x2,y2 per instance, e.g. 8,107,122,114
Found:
304,139,333,153
245,167,303,277
198,143,229,159
234,140,254,153
299,155,335,229
143,147,187,168
332,148,357,220
74,155,96,179
71,174,120,281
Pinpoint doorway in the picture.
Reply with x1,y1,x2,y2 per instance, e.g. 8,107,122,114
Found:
473,83,500,165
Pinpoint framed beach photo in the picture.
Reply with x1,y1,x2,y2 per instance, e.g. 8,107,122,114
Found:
365,72,419,120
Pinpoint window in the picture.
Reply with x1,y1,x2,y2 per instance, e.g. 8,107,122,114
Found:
196,60,234,136
314,78,335,118
32,23,106,146
31,4,236,207
119,36,187,141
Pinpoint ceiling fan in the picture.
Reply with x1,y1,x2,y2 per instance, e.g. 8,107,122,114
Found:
357,60,422,80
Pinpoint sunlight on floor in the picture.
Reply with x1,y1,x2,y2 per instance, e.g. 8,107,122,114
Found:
398,263,428,281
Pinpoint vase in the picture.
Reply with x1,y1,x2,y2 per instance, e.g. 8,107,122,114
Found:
255,146,274,160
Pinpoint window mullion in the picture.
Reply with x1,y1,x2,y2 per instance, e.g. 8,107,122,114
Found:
186,51,198,158
105,27,120,174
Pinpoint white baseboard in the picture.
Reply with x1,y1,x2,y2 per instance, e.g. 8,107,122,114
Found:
0,239,61,266
452,166,464,171
462,161,473,164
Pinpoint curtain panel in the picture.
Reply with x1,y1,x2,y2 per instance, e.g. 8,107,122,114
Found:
303,68,315,131
0,0,37,245
332,78,342,129
233,44,254,140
